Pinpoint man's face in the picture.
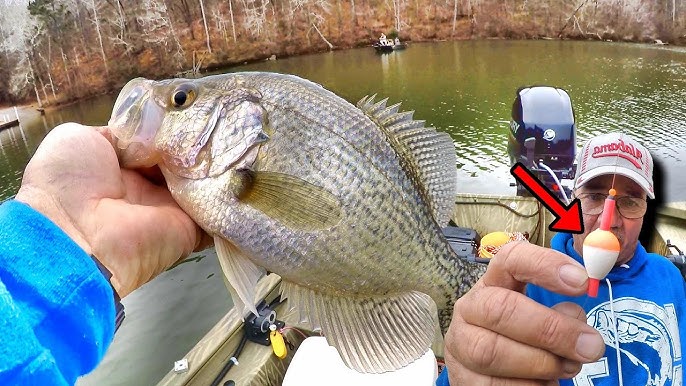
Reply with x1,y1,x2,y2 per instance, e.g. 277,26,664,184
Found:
572,174,647,266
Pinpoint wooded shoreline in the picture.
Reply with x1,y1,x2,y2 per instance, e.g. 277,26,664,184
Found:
2,0,685,109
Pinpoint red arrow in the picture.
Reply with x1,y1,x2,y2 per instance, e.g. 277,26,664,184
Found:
510,163,584,234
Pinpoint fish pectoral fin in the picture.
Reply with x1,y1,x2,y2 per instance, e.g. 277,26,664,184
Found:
215,237,265,317
238,171,342,231
280,281,436,373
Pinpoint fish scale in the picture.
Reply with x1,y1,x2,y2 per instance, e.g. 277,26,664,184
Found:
108,71,485,373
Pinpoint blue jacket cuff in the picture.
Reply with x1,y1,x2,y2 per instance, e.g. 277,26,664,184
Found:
0,200,115,382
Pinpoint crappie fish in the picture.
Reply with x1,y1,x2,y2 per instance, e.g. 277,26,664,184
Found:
108,72,484,373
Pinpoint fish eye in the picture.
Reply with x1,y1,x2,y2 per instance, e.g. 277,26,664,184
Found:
173,91,187,106
170,84,197,108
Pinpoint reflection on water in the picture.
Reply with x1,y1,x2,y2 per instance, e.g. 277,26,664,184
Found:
1,40,685,385
228,40,686,202
0,122,50,200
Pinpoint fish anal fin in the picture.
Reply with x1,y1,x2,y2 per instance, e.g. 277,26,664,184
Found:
280,281,436,373
238,171,342,231
215,237,265,317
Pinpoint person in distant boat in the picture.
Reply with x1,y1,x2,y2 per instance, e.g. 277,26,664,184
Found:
439,132,686,386
379,33,388,45
0,123,210,385
394,37,400,45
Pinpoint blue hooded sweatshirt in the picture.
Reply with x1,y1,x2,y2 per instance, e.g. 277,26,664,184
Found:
437,232,686,386
0,200,115,385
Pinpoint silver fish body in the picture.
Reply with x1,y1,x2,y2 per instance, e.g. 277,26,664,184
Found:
109,72,484,373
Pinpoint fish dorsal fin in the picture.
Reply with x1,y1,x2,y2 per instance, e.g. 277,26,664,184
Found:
238,171,342,231
215,237,266,317
281,281,436,373
357,95,457,226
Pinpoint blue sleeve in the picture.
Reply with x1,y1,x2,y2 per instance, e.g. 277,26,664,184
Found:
0,200,115,385
435,367,450,385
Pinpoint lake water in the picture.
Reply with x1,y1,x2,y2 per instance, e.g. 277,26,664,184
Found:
1,40,685,385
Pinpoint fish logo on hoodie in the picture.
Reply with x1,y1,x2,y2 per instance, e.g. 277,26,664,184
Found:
574,298,682,386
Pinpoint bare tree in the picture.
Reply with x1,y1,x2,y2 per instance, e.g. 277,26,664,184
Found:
38,50,57,100
86,0,110,74
198,0,213,52
0,2,43,104
241,0,271,37
107,0,134,54
60,47,72,88
138,0,186,68
228,0,238,42
452,0,458,34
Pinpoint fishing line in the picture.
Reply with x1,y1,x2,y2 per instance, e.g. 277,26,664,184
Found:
610,132,623,192
607,278,624,386
608,133,624,386
574,132,626,383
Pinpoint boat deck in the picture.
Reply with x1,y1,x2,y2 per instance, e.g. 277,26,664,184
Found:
157,275,312,386
156,195,685,386
652,201,686,256
0,119,19,131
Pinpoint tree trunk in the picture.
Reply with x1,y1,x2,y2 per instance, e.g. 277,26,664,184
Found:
229,0,237,42
39,52,57,100
351,0,356,26
89,0,109,74
60,46,72,89
73,1,90,55
179,0,196,40
72,46,84,83
161,0,186,68
452,0,458,35
198,0,212,52
117,0,127,35
394,0,402,32
28,57,43,108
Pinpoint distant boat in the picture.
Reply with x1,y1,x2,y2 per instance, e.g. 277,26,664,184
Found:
372,40,407,53
372,43,394,53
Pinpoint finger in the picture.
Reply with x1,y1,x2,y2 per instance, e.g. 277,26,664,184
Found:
552,301,588,323
94,125,117,147
448,308,587,379
484,241,589,296
445,349,561,385
194,231,215,252
92,199,201,297
459,285,605,364
120,169,175,207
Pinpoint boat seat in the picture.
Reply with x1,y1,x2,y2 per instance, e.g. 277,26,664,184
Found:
282,336,438,386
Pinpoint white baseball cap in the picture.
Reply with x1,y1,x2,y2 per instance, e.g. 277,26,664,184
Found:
574,132,654,199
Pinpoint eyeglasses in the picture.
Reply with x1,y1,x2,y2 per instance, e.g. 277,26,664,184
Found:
576,192,647,219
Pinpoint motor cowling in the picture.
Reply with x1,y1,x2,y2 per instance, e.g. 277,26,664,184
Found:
508,86,577,199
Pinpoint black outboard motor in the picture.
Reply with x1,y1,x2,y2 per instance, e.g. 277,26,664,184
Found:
508,86,577,201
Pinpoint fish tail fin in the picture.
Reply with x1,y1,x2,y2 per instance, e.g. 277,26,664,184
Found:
281,281,436,373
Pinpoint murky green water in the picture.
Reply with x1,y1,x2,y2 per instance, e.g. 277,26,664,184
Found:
1,40,685,385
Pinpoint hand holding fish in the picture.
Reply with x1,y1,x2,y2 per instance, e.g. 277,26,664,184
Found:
15,122,209,298
443,241,606,384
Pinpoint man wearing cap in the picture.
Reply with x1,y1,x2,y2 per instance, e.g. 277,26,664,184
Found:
439,132,686,386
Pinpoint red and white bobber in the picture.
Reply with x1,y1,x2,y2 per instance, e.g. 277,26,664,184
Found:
582,188,621,297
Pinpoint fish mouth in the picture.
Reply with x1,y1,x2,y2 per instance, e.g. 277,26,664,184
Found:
108,78,165,168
